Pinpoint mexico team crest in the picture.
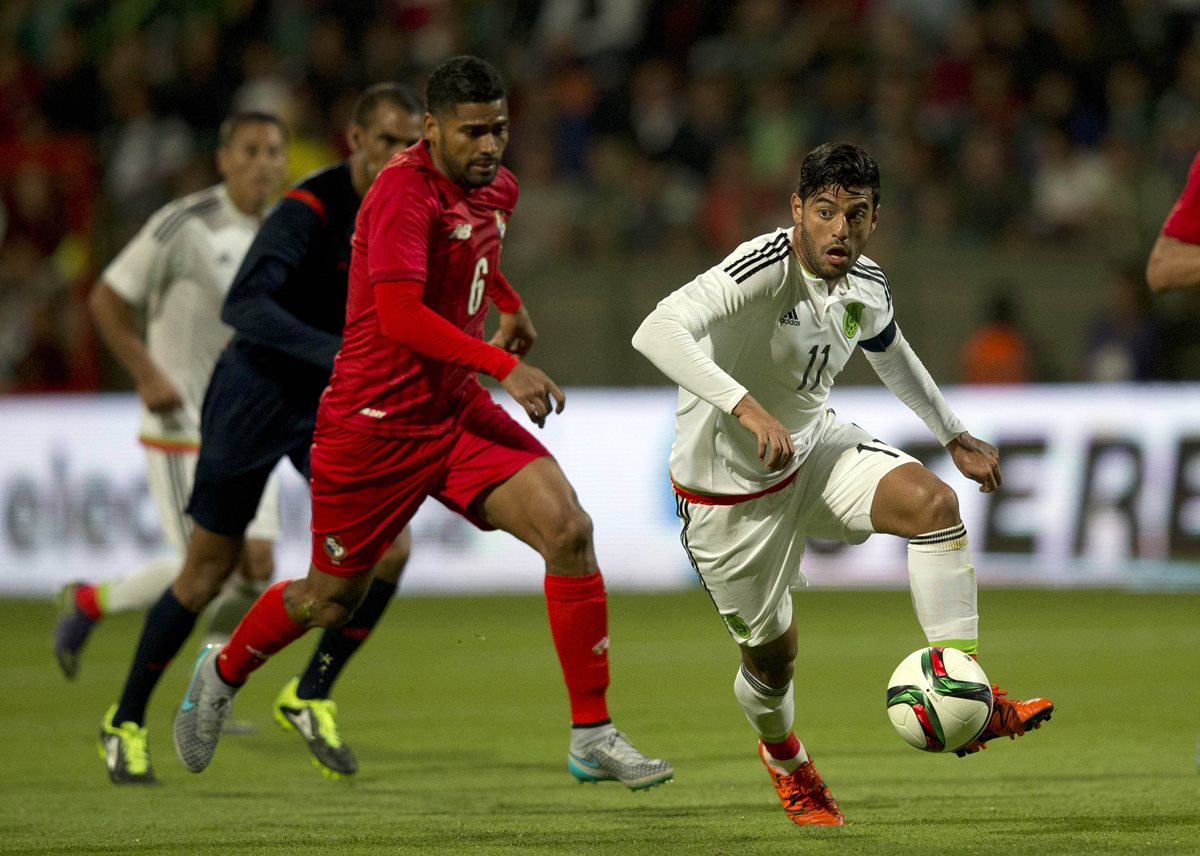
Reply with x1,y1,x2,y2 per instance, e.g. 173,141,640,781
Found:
842,302,864,338
725,614,752,639
495,210,507,240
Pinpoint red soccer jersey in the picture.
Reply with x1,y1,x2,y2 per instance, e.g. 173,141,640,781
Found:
1163,151,1200,245
321,141,517,437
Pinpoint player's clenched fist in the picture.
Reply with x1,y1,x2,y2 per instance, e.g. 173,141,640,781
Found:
500,361,565,428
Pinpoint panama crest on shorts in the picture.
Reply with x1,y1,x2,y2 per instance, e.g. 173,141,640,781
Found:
323,535,347,565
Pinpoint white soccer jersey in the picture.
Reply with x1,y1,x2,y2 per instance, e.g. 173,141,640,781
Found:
102,184,258,447
633,227,964,496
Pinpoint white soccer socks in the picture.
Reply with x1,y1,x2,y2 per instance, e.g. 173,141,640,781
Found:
735,663,809,770
102,556,180,614
907,523,979,655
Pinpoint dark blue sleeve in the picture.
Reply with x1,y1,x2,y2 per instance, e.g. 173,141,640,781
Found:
222,197,341,369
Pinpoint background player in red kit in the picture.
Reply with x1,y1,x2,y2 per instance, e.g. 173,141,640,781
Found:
174,55,674,790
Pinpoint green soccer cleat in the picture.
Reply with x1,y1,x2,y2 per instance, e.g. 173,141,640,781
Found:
274,677,358,778
567,726,674,791
98,704,158,785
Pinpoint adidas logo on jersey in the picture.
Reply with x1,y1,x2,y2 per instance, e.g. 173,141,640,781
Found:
780,309,802,327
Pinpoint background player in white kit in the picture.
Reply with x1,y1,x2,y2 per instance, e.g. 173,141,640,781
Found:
54,112,289,688
633,142,1054,828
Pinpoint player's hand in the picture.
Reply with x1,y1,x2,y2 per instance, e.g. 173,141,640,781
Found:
137,369,183,414
947,432,1001,493
489,305,537,357
500,360,565,429
733,394,794,472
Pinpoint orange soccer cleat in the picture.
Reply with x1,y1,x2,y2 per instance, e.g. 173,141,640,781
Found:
955,685,1054,757
758,742,845,826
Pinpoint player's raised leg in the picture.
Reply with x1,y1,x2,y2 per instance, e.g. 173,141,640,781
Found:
175,566,371,772
477,456,673,791
871,462,1054,755
273,528,411,777
54,557,176,680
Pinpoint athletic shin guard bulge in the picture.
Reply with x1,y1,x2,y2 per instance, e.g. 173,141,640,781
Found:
907,523,979,652
734,663,795,743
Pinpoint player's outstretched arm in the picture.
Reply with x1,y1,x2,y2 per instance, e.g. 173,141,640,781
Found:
499,361,564,429
88,282,182,414
946,432,1002,493
1145,234,1200,293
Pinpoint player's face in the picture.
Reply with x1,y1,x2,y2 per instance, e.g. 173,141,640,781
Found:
791,186,878,282
218,121,288,216
425,100,509,188
348,102,423,189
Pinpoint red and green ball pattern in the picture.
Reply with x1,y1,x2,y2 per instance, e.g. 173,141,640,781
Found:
886,646,993,752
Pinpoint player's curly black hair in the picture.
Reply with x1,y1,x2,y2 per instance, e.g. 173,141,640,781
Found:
426,56,506,116
796,142,881,208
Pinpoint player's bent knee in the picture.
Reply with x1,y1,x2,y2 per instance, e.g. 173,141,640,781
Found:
541,507,594,561
917,481,960,532
172,567,228,612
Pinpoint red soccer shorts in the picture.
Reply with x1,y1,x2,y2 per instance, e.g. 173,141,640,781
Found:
309,386,550,576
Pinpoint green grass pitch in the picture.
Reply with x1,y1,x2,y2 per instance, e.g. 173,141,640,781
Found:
1,588,1197,855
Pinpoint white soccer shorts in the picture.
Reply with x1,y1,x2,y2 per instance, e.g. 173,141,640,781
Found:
675,410,918,648
143,446,281,553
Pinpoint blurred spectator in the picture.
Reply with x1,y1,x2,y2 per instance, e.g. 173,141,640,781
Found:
1082,266,1166,382
6,2,1200,390
959,289,1036,384
1028,123,1115,241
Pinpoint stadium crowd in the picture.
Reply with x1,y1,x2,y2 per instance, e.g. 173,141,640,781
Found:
2,0,1199,391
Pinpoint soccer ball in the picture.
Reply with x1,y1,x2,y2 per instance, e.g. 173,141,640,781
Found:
886,646,993,753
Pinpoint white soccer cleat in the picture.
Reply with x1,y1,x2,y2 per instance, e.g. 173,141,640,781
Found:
174,644,238,773
567,725,674,790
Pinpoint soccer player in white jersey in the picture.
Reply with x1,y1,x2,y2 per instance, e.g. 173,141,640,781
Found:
54,113,289,687
633,142,1054,827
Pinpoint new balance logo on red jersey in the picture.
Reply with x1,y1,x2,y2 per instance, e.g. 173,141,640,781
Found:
451,223,472,240
358,407,386,419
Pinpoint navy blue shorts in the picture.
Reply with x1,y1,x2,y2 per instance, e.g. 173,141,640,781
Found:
188,341,325,537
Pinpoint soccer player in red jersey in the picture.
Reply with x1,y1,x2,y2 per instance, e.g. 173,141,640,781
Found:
1146,151,1200,768
1147,151,1200,292
174,56,673,790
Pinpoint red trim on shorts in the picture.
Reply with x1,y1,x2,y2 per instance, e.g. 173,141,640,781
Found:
285,188,327,225
671,468,799,506
139,436,199,453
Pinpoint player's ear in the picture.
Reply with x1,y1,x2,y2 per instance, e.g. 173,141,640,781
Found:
869,203,879,234
215,144,230,180
346,124,362,152
423,112,439,145
790,193,803,224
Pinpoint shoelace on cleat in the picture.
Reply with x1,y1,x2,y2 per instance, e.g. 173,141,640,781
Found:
308,699,344,749
118,724,152,775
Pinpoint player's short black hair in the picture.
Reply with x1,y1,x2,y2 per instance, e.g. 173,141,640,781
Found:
352,82,424,127
796,142,881,208
217,111,289,148
425,56,506,116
